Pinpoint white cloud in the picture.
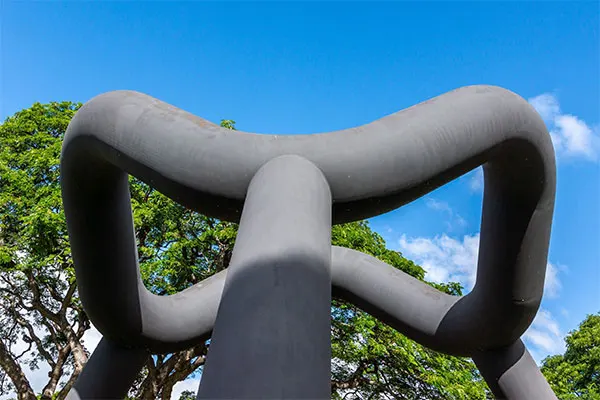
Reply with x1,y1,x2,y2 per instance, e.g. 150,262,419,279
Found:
454,214,467,228
529,93,560,123
553,114,599,160
523,308,566,364
544,262,564,299
468,167,484,193
397,232,562,298
459,167,484,194
397,231,568,364
398,233,480,291
426,198,453,214
528,93,599,161
425,198,468,231
171,377,200,399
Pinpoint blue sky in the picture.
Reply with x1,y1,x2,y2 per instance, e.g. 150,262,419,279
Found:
2,1,598,397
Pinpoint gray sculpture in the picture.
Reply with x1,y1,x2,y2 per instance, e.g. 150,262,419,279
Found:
60,85,558,399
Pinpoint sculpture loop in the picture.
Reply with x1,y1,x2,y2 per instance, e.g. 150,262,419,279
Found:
61,85,557,399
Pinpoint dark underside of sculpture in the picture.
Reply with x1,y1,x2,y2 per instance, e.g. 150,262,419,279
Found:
60,85,558,399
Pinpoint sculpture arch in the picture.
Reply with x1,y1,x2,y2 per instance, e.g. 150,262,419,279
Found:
61,85,558,399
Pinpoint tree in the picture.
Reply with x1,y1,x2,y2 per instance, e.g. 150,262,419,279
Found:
0,102,88,399
177,390,196,400
0,101,490,399
541,313,600,399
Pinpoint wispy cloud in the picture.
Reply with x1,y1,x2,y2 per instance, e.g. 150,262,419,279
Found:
468,167,484,193
425,198,467,231
529,93,561,123
397,231,567,363
426,198,453,214
397,232,563,298
544,262,567,299
529,93,599,162
398,233,480,291
523,308,566,364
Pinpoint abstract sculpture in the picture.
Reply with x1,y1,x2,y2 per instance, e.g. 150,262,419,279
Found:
61,85,558,399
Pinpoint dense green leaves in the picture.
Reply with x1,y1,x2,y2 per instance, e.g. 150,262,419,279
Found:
541,313,600,399
0,102,84,399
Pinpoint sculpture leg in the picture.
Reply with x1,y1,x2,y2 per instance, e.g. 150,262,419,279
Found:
197,155,333,399
472,340,557,399
65,337,149,400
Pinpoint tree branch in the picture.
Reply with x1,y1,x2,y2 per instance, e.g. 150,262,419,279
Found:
25,270,61,324
56,369,78,400
11,308,56,368
331,360,369,394
0,338,36,400
40,343,71,400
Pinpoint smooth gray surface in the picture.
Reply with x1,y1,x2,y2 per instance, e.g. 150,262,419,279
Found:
197,155,332,399
498,347,559,399
66,337,148,399
61,85,555,354
65,248,557,399
331,246,546,355
59,84,557,398
62,85,554,224
473,340,558,399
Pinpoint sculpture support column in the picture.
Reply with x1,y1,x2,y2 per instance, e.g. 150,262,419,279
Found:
65,337,149,400
197,155,333,399
472,340,558,399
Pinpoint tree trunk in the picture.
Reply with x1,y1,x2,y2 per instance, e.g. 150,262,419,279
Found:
40,345,71,400
0,339,36,400
161,385,174,400
56,372,79,400
64,328,88,372
138,360,161,400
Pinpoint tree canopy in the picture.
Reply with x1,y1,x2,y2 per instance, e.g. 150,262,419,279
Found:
541,313,600,399
0,99,543,399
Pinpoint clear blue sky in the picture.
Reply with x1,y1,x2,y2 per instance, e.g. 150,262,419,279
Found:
1,0,598,390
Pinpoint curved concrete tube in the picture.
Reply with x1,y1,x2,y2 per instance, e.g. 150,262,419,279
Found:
67,247,559,399
197,155,333,398
65,337,149,400
59,85,557,399
472,340,558,399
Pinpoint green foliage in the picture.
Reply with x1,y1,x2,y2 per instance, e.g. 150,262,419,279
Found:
0,101,78,272
0,102,84,399
178,390,196,400
332,221,425,280
541,313,600,399
219,119,236,130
